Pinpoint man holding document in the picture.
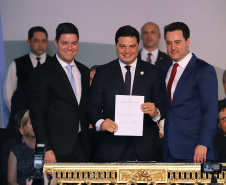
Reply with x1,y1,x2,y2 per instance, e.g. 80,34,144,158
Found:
88,25,165,162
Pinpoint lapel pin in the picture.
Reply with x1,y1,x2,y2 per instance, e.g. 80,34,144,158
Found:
140,71,144,75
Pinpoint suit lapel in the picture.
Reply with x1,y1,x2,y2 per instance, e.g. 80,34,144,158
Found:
137,50,142,60
163,64,171,107
52,55,79,107
75,60,87,107
155,51,162,65
172,54,197,104
132,60,146,95
111,59,127,95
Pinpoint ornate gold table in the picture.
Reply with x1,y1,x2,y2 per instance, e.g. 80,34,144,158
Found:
44,163,226,185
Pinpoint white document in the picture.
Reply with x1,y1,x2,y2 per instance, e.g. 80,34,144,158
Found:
114,95,144,136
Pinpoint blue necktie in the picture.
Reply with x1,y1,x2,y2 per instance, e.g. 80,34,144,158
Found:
66,65,77,98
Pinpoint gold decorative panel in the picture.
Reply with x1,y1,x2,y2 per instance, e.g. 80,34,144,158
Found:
119,169,165,183
43,163,226,185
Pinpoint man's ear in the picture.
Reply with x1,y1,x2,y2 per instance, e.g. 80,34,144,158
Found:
218,123,221,128
140,34,143,41
186,37,190,47
27,39,31,47
54,39,58,47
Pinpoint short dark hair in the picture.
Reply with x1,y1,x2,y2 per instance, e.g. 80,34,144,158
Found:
115,25,140,44
28,26,48,40
90,65,99,72
218,103,226,123
222,70,226,83
164,22,190,41
55,22,79,42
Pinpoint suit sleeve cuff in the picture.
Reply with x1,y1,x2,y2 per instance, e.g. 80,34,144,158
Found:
152,108,161,122
96,119,104,131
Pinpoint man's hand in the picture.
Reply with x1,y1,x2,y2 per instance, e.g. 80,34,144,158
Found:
141,102,158,117
193,145,207,163
100,118,118,132
44,150,57,163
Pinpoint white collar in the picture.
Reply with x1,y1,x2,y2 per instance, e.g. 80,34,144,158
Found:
56,54,76,68
119,58,137,69
29,52,46,60
142,48,159,59
173,52,192,69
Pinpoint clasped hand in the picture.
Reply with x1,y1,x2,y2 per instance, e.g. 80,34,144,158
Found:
141,102,158,117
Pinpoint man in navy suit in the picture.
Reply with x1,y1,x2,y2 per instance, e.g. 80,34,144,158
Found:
88,25,165,162
29,23,90,163
162,22,218,163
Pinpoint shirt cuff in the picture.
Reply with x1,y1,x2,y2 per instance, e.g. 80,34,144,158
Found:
96,119,104,131
152,108,161,122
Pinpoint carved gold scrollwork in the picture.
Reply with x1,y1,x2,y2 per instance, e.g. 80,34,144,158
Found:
119,169,164,184
43,163,226,184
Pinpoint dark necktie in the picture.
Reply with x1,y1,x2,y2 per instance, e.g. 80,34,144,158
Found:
146,53,152,64
125,65,131,95
36,57,41,67
167,63,179,103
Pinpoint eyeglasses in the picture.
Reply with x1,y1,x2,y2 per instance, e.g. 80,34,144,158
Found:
219,117,226,122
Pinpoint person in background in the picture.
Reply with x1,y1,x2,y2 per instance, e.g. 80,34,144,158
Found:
8,110,36,185
4,26,51,112
26,173,58,185
1,28,51,185
138,22,171,69
214,103,226,162
218,70,226,107
89,65,99,86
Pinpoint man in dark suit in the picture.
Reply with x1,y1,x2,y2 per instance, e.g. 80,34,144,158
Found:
214,103,226,162
162,22,218,163
88,25,165,162
29,23,90,163
218,70,226,107
137,22,171,69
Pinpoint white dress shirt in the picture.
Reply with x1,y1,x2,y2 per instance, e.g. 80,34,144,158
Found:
165,52,192,101
119,59,137,94
141,48,159,64
56,54,82,132
95,59,160,131
4,52,47,111
56,55,82,104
